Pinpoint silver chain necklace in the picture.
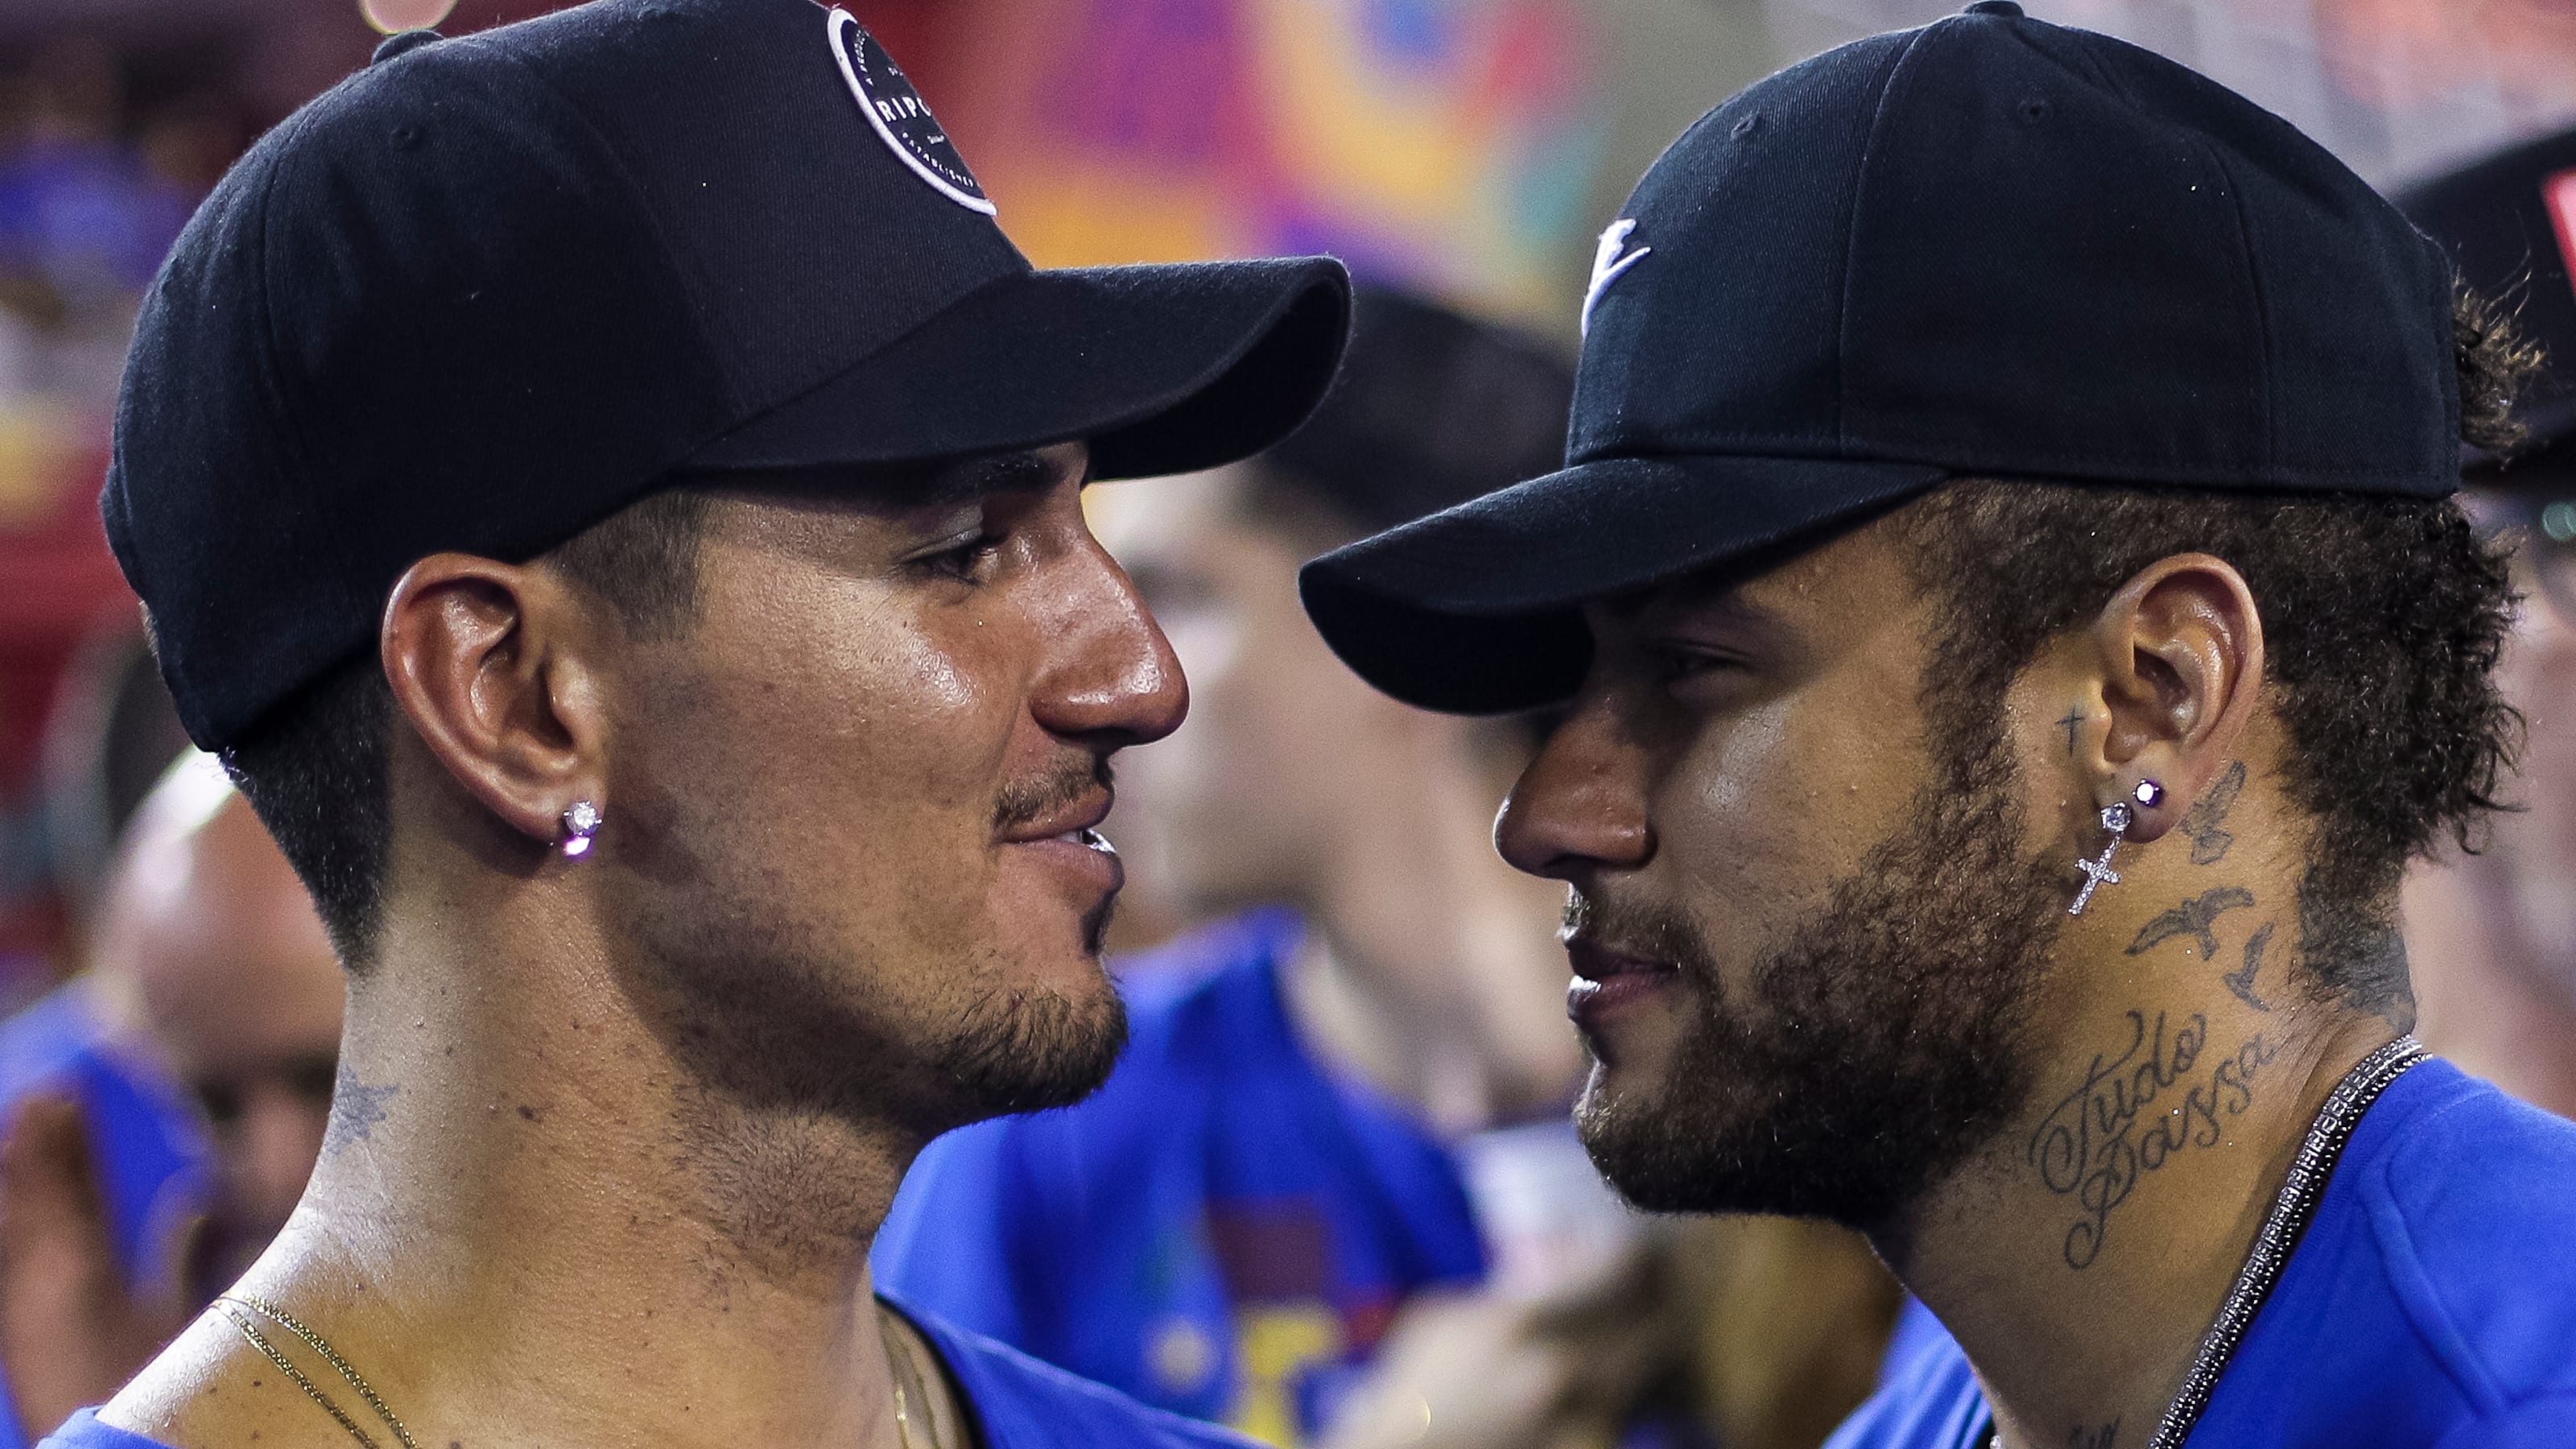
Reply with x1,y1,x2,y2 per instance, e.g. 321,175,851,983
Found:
2143,1034,2425,1447
1990,1034,2426,1449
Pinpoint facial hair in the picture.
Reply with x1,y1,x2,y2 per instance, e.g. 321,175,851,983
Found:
617,753,1130,1141
1572,729,2066,1231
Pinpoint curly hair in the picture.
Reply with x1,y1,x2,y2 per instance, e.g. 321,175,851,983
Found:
1893,285,2541,1018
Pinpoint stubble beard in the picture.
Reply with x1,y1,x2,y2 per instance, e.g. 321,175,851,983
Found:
1574,730,2067,1232
597,762,1132,1275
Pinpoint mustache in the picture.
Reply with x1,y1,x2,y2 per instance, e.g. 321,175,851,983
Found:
993,754,1114,832
1562,889,1718,976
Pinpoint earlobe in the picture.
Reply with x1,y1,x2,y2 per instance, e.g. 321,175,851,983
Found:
381,553,609,852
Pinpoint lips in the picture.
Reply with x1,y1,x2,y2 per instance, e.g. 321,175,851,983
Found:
998,791,1113,846
1564,938,1682,1030
999,795,1123,900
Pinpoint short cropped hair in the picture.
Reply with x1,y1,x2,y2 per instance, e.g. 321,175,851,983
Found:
222,487,713,968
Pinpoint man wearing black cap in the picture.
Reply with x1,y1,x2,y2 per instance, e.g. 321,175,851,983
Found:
43,1,1347,1446
2396,129,2576,1123
1302,6,2576,1448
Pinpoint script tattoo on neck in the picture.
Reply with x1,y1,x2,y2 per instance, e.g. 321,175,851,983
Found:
2028,1009,2281,1268
2178,762,2245,865
2067,1419,2120,1449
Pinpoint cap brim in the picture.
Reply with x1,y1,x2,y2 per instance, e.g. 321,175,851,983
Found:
1299,453,1944,713
686,257,1350,481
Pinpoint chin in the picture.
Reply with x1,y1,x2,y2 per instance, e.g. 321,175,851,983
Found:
927,970,1132,1123
1574,1068,1923,1229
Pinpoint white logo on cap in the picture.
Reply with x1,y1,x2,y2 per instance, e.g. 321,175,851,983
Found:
827,8,996,217
1583,219,1649,336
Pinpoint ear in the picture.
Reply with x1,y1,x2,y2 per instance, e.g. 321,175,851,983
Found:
2082,552,2265,845
379,553,609,851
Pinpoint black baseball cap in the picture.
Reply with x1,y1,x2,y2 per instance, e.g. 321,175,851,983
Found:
107,0,1350,753
1300,1,2459,715
2396,126,2576,480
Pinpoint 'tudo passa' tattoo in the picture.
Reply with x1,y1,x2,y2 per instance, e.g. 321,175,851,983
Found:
2029,1009,2281,1269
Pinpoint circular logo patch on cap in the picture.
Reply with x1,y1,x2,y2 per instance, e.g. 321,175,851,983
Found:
827,9,995,217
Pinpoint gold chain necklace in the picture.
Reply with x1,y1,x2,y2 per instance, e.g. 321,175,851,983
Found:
879,1303,947,1449
216,1293,944,1449
214,1294,419,1449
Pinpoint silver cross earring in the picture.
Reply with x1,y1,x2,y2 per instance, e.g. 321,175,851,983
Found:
559,800,602,859
2070,779,2162,915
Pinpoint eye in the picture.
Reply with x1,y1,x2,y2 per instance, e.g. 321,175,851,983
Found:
911,527,1006,584
1650,642,1747,685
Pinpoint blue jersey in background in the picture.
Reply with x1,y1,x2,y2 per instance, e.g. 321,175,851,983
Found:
1827,1057,2576,1449
0,984,208,1449
873,909,1487,1446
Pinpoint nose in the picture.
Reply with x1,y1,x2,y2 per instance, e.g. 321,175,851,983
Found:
1030,527,1190,750
1495,687,1653,881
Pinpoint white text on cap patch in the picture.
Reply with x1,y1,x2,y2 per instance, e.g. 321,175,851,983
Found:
827,8,996,217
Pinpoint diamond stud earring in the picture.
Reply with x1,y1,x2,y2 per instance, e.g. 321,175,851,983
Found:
559,800,602,859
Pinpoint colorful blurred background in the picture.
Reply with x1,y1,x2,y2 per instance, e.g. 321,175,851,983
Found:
3,0,2576,1033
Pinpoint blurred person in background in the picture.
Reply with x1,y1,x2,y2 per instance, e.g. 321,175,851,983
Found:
2396,129,2576,1121
0,753,341,1444
874,290,1904,1449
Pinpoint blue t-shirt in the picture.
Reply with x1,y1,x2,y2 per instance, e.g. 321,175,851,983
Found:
35,1295,1257,1449
873,909,1488,1444
1827,1058,2576,1449
0,986,208,1449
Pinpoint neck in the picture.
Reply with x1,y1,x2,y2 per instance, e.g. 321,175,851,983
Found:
141,900,920,1449
1281,753,1578,1135
1879,876,2405,1449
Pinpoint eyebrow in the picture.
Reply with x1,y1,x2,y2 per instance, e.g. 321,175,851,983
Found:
939,450,1055,503
678,448,1067,510
1623,575,1795,642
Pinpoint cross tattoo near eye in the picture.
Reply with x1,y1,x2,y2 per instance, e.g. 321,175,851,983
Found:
2058,708,2085,755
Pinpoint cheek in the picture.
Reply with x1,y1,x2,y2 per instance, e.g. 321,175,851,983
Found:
1649,677,1924,961
625,593,1024,955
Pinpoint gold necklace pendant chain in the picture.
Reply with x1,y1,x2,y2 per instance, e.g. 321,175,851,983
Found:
215,1294,420,1449
878,1306,944,1449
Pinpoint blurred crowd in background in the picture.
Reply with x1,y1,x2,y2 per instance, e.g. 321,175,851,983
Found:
2,1,2575,1447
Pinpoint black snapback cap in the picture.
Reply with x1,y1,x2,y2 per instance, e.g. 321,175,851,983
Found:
1300,1,2458,715
108,0,1350,753
2396,125,2576,478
